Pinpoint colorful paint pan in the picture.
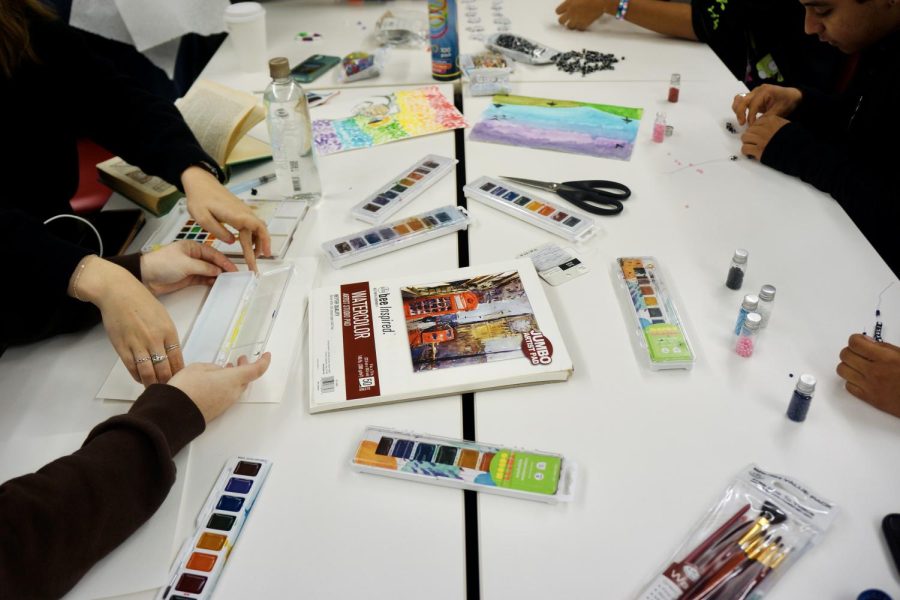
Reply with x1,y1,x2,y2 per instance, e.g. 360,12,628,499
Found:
351,154,458,224
143,198,308,261
158,457,272,599
615,257,694,371
322,206,470,268
462,176,597,243
351,426,575,503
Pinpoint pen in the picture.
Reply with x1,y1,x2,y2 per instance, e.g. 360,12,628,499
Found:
227,173,276,196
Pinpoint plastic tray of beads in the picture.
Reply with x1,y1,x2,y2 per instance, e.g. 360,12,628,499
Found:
486,33,559,65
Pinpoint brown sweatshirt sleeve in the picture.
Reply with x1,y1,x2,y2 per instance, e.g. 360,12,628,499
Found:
0,384,205,599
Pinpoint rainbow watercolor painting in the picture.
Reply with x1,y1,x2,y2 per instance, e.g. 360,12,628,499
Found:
313,86,467,155
469,95,643,160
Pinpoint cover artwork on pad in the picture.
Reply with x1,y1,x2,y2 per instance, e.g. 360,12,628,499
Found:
308,259,573,412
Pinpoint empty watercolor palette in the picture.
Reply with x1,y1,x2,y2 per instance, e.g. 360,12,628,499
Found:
463,176,598,242
351,426,576,503
182,267,292,366
158,457,271,599
614,257,694,370
142,198,309,260
323,205,470,268
351,154,457,224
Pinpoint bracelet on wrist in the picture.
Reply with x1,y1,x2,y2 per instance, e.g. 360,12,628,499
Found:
615,0,629,20
70,254,97,302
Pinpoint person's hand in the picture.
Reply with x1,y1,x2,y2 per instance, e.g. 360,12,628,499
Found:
740,115,790,160
169,353,272,423
837,334,900,419
141,240,238,296
556,0,612,30
181,166,272,272
70,256,184,385
732,84,802,126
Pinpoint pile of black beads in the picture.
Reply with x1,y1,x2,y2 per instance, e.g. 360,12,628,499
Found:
552,49,620,76
494,34,541,56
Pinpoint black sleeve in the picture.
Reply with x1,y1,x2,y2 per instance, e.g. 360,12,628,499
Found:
0,384,205,599
789,85,860,135
0,209,143,347
760,124,898,267
52,21,225,188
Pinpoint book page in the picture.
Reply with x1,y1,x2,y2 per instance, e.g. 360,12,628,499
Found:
176,80,261,165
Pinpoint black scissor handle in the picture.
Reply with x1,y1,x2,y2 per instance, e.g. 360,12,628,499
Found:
557,180,631,216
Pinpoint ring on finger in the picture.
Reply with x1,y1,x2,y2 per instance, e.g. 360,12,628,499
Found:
150,353,168,365
134,356,151,365
165,343,180,353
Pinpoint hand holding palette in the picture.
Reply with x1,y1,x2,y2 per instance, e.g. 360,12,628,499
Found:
351,154,457,224
351,426,575,503
159,457,271,599
322,205,469,268
142,198,308,261
463,176,597,242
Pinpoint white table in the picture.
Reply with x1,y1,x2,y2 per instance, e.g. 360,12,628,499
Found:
462,79,900,598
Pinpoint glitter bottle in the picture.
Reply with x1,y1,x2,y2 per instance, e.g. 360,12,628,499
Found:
725,248,749,290
668,73,680,102
787,374,816,422
734,294,759,335
652,112,666,143
757,284,776,328
734,312,761,357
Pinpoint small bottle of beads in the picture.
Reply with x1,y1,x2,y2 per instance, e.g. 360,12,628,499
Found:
734,294,759,335
652,112,666,143
787,374,816,422
734,312,761,357
668,73,680,103
757,284,776,328
725,248,749,290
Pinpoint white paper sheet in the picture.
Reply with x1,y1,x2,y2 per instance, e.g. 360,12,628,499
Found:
97,258,318,403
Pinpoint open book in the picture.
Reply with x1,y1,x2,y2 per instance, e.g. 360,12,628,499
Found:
308,259,573,413
97,80,271,215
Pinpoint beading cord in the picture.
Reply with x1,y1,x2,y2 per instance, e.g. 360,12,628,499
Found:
616,0,630,20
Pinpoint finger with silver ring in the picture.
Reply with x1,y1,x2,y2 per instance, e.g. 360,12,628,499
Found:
151,353,168,364
165,343,180,353
151,350,174,383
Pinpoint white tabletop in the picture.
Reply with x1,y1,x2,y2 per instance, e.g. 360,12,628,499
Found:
462,80,900,597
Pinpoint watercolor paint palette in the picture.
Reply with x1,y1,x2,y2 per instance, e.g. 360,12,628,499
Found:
182,267,292,366
142,198,308,261
463,176,597,242
614,257,694,370
323,205,469,268
351,426,575,503
158,457,271,599
351,154,457,224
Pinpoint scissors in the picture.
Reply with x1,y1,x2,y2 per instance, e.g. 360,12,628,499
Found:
501,176,631,216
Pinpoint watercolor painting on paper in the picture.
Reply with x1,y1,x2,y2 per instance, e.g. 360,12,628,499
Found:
313,86,467,155
469,95,643,160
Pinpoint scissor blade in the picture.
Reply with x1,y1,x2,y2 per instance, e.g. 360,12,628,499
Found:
500,176,556,192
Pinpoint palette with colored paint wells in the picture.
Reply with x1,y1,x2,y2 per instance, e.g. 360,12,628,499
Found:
158,457,271,599
463,175,597,243
323,205,469,268
351,154,457,224
614,256,694,370
351,426,576,503
142,198,308,261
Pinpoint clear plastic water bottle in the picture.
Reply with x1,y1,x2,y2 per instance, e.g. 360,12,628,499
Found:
264,57,321,203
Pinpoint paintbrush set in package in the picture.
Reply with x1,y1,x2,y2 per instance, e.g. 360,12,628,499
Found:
637,465,837,600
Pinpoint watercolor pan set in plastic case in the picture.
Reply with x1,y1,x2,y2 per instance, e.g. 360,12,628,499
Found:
463,175,597,242
182,267,292,366
323,205,469,268
158,457,271,599
614,256,695,370
351,426,576,503
143,198,308,260
351,154,457,224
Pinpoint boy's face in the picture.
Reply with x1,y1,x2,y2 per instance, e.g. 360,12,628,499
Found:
800,0,900,53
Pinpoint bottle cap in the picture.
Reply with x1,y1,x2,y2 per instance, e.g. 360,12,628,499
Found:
759,284,776,301
743,312,762,330
796,373,816,395
670,73,681,85
269,57,291,79
665,125,674,137
741,294,759,310
732,248,749,264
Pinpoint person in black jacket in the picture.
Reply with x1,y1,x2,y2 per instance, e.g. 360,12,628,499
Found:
554,0,846,90
733,0,899,276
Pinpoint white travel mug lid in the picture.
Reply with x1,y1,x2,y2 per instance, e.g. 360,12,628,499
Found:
224,2,265,23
